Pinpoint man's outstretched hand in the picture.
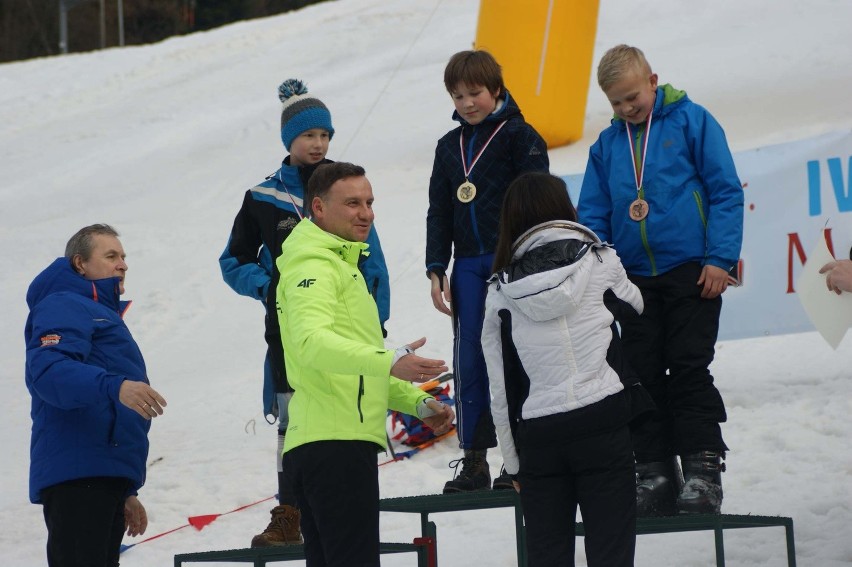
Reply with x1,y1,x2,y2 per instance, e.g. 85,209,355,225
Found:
390,337,448,382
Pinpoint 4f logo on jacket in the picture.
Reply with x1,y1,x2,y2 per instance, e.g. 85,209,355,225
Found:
297,278,316,288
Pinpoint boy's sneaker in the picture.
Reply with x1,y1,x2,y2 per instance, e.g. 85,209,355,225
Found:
250,504,303,547
443,450,491,493
492,466,514,490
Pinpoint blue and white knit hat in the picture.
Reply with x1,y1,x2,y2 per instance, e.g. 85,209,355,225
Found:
278,79,335,151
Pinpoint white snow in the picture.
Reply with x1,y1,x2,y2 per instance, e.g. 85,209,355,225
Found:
2,0,851,565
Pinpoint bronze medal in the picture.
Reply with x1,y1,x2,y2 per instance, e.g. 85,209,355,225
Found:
625,111,654,224
629,198,649,221
457,181,477,203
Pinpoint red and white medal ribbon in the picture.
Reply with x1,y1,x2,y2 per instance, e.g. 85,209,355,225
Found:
625,110,653,221
625,109,653,194
459,120,508,180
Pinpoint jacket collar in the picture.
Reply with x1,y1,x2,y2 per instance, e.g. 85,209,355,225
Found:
27,257,126,314
298,219,369,266
610,83,689,130
275,157,332,191
511,221,601,260
452,88,522,127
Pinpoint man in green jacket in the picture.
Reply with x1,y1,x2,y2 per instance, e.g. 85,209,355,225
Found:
276,162,454,567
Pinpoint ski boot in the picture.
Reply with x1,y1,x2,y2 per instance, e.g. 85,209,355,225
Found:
492,466,515,490
636,456,682,517
677,451,725,515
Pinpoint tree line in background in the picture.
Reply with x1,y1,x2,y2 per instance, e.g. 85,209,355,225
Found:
0,0,328,63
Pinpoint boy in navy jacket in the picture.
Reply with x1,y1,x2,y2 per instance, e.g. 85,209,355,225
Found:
426,50,549,492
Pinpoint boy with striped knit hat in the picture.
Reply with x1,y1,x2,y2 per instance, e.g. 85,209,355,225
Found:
219,79,391,546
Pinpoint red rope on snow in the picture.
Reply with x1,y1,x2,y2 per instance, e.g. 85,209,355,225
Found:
120,494,276,553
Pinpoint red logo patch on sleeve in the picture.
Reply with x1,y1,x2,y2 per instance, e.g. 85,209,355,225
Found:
39,334,61,347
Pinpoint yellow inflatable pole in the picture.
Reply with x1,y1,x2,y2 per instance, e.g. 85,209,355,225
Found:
475,0,600,148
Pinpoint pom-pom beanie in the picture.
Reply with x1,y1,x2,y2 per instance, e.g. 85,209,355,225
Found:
278,78,335,152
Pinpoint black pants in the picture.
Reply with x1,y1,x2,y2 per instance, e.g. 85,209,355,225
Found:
264,311,289,393
41,476,130,567
622,262,728,461
286,441,380,567
518,415,636,567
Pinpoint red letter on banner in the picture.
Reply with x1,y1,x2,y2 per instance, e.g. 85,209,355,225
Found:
787,229,835,293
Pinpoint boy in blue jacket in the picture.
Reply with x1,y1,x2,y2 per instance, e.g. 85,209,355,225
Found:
578,45,743,516
426,50,549,493
219,79,390,546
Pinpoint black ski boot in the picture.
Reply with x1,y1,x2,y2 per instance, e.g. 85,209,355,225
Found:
677,451,725,515
443,450,491,493
636,457,682,517
492,466,514,490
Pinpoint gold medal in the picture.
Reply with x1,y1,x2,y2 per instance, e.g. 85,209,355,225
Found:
457,180,477,203
629,198,649,221
457,121,507,205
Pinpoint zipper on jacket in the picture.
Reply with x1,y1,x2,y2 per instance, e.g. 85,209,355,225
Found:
471,204,486,254
464,127,488,255
635,186,658,276
632,126,658,276
640,219,657,276
357,376,365,423
108,405,119,447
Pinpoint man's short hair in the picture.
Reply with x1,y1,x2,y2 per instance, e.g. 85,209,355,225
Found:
65,224,119,260
306,162,366,213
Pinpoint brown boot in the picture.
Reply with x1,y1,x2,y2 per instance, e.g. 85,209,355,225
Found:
443,450,491,493
250,504,303,547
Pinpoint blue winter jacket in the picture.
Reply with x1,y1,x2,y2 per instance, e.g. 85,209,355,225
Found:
25,258,150,504
578,85,743,276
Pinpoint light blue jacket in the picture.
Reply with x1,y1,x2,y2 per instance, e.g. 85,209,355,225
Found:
578,85,743,276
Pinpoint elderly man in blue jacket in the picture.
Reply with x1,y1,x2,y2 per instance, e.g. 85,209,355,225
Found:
25,224,167,567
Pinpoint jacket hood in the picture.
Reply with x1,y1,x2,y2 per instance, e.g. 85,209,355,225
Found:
610,83,688,129
452,88,523,126
510,220,602,260
491,221,608,322
277,157,333,201
26,257,126,314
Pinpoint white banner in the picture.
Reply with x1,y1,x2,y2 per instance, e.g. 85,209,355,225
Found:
563,129,852,340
